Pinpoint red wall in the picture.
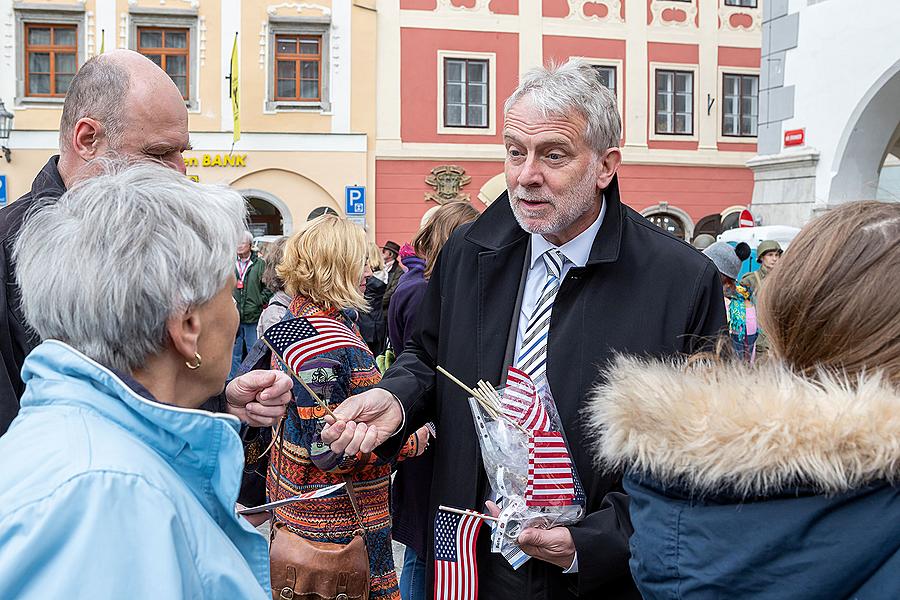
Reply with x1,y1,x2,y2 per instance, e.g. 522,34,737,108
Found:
375,160,500,245
618,163,753,222
400,29,519,145
375,160,753,243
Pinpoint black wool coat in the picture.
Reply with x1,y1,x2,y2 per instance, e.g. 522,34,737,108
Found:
0,156,65,435
377,174,726,598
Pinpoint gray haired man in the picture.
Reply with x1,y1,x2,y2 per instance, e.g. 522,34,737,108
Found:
321,59,725,598
0,50,287,435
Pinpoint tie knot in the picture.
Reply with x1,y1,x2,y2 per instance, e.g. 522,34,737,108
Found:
542,249,566,279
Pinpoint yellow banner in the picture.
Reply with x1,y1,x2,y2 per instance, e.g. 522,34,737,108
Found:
230,33,240,143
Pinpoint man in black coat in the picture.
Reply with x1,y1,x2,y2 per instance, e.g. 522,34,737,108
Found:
0,50,291,436
323,59,725,598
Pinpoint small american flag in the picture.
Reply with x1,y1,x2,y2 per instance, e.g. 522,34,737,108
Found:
525,430,576,507
237,481,347,515
502,367,550,431
434,509,484,600
263,316,369,374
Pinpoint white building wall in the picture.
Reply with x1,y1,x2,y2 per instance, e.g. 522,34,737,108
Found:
750,0,900,225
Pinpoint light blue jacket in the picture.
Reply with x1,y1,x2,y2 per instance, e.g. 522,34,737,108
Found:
0,340,270,599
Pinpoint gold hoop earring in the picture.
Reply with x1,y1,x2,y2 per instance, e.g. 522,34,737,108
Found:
185,353,202,370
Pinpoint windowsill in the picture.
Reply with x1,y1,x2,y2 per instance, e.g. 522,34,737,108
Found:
265,101,330,113
15,96,65,107
437,124,496,136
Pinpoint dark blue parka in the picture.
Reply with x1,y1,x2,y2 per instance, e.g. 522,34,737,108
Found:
589,357,900,600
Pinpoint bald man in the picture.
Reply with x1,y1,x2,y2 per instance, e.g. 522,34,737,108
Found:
0,51,285,436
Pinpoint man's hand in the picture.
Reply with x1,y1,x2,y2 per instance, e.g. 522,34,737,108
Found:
486,501,576,570
225,370,293,427
320,388,403,456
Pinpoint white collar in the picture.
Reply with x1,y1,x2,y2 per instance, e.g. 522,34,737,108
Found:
530,196,606,269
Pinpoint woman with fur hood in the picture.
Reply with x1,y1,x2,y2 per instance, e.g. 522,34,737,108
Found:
589,201,900,599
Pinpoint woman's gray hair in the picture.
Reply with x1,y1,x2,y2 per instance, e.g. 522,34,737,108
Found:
504,58,621,154
14,161,247,372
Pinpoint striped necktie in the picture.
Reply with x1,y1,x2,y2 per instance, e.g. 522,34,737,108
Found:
515,249,567,384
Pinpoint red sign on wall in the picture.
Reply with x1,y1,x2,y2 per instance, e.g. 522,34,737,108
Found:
784,128,805,147
739,209,754,228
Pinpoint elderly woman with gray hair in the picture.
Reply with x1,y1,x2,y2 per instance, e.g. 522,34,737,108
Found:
0,163,292,598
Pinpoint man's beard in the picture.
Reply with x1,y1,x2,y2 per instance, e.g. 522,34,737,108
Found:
508,164,599,236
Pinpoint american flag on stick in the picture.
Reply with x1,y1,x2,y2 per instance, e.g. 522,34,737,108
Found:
237,481,346,515
263,316,370,374
525,430,577,507
434,509,484,600
502,367,550,431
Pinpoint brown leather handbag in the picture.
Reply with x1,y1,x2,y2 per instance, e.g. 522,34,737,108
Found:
269,426,370,600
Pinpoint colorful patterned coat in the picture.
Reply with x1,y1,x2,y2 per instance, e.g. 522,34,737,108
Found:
267,297,415,600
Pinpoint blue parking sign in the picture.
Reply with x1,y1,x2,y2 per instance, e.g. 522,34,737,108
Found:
345,186,365,215
0,175,7,208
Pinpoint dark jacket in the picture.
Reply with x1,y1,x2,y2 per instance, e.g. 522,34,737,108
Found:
591,357,900,599
376,175,726,598
385,254,431,555
381,260,403,313
0,156,66,435
233,253,270,324
357,275,387,355
387,255,427,353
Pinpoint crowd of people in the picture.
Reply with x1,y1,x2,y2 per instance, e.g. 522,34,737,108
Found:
0,48,896,600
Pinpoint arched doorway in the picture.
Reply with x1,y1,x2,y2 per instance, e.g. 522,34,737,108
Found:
830,58,900,203
238,188,293,237
641,203,694,240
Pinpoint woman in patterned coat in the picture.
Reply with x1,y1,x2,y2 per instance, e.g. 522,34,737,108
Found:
267,215,421,600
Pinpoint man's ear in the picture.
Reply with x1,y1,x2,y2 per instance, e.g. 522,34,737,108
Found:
70,117,106,161
596,147,622,190
165,307,202,364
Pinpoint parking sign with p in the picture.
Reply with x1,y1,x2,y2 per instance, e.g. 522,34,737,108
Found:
345,186,365,216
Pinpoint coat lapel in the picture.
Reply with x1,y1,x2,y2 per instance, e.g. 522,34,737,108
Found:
467,193,529,385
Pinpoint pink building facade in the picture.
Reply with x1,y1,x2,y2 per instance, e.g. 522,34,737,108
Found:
374,0,762,245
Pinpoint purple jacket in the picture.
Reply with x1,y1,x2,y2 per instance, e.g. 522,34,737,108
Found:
387,256,427,352
386,255,432,554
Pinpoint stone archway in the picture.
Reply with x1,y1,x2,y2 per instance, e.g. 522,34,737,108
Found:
640,203,695,240
231,168,341,236
829,59,900,204
238,188,293,237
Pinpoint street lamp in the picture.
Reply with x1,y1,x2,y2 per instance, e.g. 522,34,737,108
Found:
0,100,13,163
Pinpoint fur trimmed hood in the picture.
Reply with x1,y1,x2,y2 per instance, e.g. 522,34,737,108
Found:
588,357,900,497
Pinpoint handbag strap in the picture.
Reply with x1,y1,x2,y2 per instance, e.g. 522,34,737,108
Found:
343,475,367,538
271,414,366,540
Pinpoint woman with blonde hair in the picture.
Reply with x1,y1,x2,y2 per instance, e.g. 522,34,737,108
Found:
589,201,900,599
387,200,479,600
268,215,415,600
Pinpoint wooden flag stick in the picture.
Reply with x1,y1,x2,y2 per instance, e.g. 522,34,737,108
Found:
437,365,482,400
439,505,499,523
478,379,529,435
261,337,337,420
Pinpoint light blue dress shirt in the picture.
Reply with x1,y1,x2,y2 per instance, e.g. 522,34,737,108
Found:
513,198,607,365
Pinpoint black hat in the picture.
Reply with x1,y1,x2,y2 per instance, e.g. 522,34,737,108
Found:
382,241,401,256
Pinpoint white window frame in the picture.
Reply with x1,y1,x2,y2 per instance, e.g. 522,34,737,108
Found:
717,66,760,142
266,16,331,113
649,62,699,142
14,4,86,106
437,50,496,136
579,58,625,133
128,8,200,111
